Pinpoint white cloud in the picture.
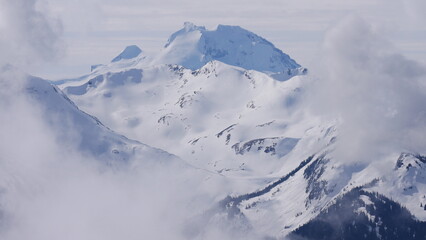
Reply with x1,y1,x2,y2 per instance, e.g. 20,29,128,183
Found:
305,15,426,163
0,0,63,68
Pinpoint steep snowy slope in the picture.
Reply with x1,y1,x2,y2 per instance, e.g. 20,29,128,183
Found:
290,187,426,240
219,149,426,237
27,76,175,166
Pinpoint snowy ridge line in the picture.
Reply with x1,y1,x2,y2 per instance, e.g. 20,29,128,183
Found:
317,178,381,215
290,187,426,240
27,79,136,144
50,74,89,85
220,154,318,214
184,154,318,238
395,152,426,170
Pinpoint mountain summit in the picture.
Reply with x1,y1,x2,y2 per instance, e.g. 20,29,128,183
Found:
154,22,304,79
111,45,142,62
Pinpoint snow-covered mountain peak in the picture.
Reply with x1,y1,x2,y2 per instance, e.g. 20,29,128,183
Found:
183,21,203,32
87,45,149,73
164,22,206,48
155,23,305,80
111,45,143,62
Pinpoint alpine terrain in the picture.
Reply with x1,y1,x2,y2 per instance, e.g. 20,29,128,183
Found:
1,22,425,239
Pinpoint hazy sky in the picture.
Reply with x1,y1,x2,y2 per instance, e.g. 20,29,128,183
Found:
8,0,426,79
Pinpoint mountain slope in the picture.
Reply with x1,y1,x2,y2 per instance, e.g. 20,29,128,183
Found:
58,60,321,179
27,76,176,166
290,187,426,240
0,66,188,169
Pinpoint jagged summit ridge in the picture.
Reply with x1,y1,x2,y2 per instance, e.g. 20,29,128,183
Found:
155,22,304,78
164,22,206,48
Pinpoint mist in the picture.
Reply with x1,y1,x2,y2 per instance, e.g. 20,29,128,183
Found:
0,70,260,240
305,15,426,164
0,53,257,240
0,0,63,68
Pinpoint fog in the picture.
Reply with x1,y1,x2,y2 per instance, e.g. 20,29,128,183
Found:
305,15,426,164
0,0,63,68
0,64,256,240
